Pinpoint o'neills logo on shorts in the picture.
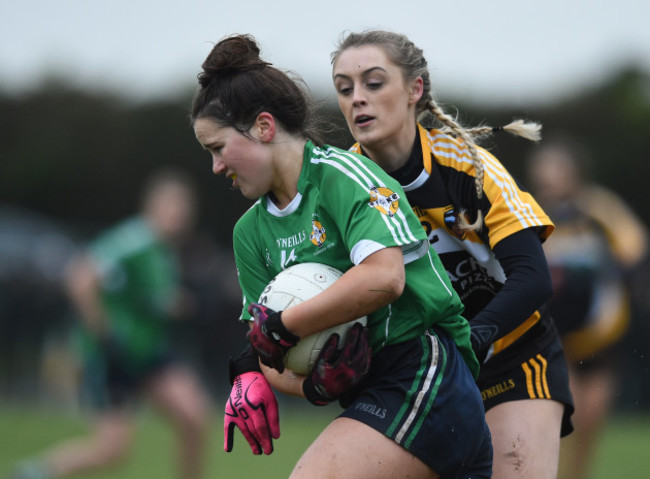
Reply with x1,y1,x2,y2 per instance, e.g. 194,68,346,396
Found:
354,401,387,419
481,379,515,401
368,186,400,218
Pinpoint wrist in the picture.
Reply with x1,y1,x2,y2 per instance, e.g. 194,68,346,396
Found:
302,377,331,406
229,345,262,384
470,324,498,364
261,310,299,347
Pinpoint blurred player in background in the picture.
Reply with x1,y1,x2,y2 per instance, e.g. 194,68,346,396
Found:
193,34,492,478
9,168,210,479
330,30,574,479
527,137,649,479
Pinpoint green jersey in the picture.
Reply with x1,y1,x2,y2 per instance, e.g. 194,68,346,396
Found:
234,142,478,376
79,217,178,369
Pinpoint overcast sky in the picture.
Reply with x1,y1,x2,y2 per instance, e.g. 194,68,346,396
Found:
2,0,649,106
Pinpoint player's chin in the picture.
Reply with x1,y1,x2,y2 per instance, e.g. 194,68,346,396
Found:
353,127,382,149
239,185,261,200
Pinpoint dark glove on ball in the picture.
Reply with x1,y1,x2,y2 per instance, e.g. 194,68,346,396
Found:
303,322,371,406
246,303,299,373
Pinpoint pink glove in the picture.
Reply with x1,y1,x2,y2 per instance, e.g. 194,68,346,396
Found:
224,371,280,455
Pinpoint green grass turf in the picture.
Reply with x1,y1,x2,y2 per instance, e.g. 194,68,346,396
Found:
0,401,336,479
0,403,649,479
570,414,650,478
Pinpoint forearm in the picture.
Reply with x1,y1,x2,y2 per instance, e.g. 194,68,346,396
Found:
261,363,306,398
65,256,109,337
281,247,404,338
471,229,553,344
228,342,306,399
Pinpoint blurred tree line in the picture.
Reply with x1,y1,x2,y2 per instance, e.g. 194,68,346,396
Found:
1,65,649,407
2,67,649,242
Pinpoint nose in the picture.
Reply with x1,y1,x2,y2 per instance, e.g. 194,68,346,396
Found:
352,86,367,107
212,155,226,175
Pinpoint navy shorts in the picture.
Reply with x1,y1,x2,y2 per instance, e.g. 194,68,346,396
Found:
478,321,574,437
340,329,492,479
80,352,175,411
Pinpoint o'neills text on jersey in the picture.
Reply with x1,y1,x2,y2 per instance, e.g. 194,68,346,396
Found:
276,231,307,248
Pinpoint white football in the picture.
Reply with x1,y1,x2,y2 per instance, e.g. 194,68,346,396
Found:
257,262,367,375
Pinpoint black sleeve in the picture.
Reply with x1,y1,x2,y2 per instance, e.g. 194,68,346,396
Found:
228,344,262,384
469,228,553,358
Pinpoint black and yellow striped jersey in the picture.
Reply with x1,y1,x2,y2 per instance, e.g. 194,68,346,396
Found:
542,185,648,361
351,124,555,357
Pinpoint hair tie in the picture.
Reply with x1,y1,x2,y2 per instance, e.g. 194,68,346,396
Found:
492,126,504,133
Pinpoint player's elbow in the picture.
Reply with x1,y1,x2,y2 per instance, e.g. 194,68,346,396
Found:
388,268,406,302
362,246,405,305
522,263,553,308
378,266,405,304
64,255,96,296
538,266,553,303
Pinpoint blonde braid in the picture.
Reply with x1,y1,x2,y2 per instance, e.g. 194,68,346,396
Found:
427,99,484,231
465,119,542,142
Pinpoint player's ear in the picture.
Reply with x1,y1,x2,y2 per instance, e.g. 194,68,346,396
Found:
408,77,424,106
255,112,276,143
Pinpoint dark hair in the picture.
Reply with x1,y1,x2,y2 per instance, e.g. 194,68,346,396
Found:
191,34,322,145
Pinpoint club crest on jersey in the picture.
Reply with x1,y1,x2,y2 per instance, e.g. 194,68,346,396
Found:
309,220,327,247
368,186,400,217
444,208,465,238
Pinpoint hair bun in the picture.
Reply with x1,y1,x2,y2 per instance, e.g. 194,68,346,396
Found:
198,34,269,87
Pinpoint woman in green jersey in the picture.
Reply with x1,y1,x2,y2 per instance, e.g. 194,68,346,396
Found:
9,170,210,479
330,30,574,479
192,34,491,479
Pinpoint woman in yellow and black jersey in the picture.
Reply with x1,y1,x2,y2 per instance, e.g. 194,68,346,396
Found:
331,30,574,479
387,125,559,358
527,137,648,479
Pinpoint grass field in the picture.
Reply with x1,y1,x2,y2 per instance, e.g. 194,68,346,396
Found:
1,403,649,478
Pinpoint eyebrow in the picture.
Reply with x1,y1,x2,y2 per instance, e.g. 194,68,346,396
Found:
200,139,222,151
333,66,388,81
